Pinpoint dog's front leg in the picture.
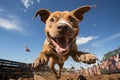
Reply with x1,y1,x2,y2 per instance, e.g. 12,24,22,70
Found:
71,51,97,64
32,52,50,68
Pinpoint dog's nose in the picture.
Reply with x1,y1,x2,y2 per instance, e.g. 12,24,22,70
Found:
56,23,69,34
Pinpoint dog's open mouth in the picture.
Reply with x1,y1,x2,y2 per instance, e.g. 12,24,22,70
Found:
51,37,73,55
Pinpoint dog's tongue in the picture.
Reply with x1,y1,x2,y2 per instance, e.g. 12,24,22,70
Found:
52,37,68,54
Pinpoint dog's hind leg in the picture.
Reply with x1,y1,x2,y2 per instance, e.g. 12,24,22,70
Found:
49,59,59,79
57,63,64,79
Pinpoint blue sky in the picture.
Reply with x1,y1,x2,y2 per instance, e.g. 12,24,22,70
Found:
0,0,120,69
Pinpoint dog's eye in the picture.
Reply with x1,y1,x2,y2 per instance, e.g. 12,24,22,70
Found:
68,16,75,22
70,18,75,22
69,16,75,22
50,18,54,22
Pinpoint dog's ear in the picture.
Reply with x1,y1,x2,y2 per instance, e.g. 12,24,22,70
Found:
72,6,91,21
33,9,51,23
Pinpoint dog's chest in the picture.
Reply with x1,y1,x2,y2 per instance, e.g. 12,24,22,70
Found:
58,56,66,63
52,54,69,63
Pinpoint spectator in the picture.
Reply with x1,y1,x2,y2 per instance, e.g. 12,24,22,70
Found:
108,56,117,73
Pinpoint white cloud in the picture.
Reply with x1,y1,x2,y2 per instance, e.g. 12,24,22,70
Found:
76,36,98,45
21,0,40,9
0,12,26,34
0,18,23,32
93,33,120,47
0,9,4,12
37,0,40,3
21,0,34,9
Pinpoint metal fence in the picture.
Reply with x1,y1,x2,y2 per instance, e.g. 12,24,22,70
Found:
0,59,33,80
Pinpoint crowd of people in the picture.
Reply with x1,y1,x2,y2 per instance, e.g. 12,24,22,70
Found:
79,53,120,76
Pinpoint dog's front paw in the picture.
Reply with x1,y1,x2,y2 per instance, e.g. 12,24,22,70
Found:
79,54,97,64
32,54,48,68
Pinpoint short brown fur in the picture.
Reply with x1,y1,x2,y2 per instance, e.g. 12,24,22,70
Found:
33,5,97,79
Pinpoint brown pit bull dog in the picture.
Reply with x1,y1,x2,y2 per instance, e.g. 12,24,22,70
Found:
33,5,97,79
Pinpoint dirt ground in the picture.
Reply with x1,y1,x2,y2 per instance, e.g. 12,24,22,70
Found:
85,73,120,80
18,73,120,80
